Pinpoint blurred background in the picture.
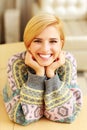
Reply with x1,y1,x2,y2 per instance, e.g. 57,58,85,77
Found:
0,0,33,43
0,0,87,44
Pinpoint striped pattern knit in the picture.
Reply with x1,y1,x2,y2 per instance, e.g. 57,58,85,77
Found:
3,51,82,125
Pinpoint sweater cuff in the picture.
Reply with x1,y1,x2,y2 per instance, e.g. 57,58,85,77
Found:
45,73,62,94
26,71,46,90
20,72,45,105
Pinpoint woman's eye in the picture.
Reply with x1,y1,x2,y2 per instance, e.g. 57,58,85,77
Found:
33,40,41,43
50,40,58,43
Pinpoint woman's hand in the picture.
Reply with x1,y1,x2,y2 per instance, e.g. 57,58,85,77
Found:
46,51,65,78
25,51,45,76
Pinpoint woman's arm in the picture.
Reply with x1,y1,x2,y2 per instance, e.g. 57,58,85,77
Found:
3,52,45,125
44,52,83,123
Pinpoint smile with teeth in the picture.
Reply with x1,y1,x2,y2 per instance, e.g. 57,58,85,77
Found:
39,54,52,59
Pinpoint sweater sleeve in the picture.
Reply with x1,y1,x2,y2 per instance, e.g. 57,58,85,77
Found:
44,52,83,123
3,52,45,125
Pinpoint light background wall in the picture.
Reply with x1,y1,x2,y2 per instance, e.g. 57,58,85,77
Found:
0,0,34,43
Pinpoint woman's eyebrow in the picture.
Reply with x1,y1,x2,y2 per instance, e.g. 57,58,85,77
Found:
33,38,59,41
34,38,41,39
33,38,42,41
49,38,59,40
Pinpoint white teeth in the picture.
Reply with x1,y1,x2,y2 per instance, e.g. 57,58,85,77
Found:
39,54,51,59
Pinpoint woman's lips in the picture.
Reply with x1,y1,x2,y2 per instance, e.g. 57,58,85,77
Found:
39,54,52,60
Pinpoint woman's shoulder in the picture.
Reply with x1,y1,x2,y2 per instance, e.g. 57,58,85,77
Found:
8,51,26,64
7,51,27,73
64,51,77,67
64,51,75,59
7,51,28,88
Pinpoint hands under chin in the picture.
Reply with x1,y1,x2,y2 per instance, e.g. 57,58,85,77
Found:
46,51,65,78
25,51,65,78
25,51,45,76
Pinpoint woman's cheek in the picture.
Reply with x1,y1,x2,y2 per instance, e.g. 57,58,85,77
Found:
55,49,61,58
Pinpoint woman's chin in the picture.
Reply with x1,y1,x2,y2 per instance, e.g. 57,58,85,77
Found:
38,61,52,67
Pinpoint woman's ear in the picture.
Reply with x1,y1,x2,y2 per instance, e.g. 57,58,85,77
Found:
61,40,64,48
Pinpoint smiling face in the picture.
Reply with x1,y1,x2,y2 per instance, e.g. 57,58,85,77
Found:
28,25,62,66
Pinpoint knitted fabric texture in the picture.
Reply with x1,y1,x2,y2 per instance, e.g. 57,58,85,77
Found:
3,51,82,125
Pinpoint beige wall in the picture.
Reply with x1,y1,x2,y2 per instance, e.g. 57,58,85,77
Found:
0,0,34,43
0,0,87,43
0,0,15,43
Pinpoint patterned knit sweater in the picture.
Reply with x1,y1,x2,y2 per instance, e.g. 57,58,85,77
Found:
3,51,82,125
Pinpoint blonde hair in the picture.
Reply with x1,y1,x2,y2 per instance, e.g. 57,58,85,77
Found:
23,12,65,48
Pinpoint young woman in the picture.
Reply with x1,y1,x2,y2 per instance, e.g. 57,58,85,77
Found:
3,12,82,125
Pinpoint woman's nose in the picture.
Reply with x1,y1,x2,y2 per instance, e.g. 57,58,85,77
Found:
42,42,50,52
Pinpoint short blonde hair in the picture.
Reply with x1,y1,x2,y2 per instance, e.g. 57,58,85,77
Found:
23,12,65,48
